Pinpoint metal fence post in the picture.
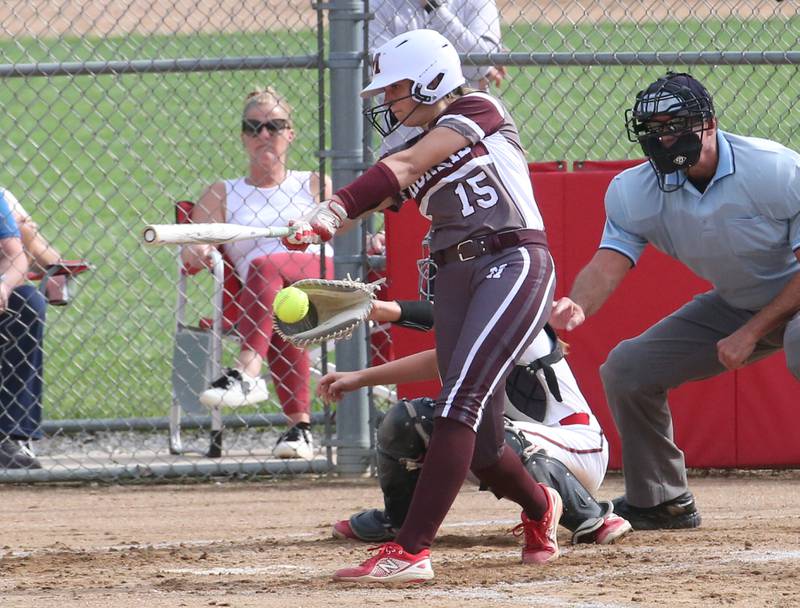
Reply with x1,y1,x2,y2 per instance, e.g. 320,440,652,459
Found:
329,0,371,475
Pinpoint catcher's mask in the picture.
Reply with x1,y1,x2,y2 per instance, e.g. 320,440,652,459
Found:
624,72,715,192
416,234,437,302
361,29,465,138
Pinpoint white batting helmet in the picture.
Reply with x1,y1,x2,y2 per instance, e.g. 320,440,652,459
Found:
362,29,465,104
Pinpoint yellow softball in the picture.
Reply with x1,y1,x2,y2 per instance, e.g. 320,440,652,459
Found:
273,286,310,324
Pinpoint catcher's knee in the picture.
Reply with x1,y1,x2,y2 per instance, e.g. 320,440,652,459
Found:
376,397,434,462
523,451,605,533
376,398,435,527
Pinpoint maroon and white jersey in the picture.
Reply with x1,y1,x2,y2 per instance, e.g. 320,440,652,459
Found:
401,91,544,253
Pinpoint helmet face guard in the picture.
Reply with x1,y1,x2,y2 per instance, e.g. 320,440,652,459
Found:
361,29,465,138
624,73,715,192
364,92,419,138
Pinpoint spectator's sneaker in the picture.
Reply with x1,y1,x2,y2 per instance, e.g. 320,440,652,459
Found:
0,438,42,470
513,484,563,564
273,424,313,459
199,368,269,408
333,542,433,584
332,509,397,543
612,492,701,530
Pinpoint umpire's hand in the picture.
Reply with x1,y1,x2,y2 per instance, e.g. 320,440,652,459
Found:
550,297,586,331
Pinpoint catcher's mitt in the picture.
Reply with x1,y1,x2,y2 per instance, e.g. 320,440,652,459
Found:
273,277,385,347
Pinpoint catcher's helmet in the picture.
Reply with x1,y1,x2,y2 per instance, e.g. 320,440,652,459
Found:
624,72,715,191
362,29,466,137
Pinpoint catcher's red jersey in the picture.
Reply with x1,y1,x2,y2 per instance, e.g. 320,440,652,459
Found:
400,91,544,253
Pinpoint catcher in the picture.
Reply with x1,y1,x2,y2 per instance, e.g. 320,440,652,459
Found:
315,297,632,547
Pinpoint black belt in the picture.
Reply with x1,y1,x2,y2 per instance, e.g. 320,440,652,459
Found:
431,229,548,266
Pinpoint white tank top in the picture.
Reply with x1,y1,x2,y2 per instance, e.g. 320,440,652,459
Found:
223,171,331,280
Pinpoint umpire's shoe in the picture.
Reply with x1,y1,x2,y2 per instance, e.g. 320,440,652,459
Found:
612,491,701,530
0,438,42,470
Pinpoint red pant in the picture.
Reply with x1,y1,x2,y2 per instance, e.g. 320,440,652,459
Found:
237,252,333,417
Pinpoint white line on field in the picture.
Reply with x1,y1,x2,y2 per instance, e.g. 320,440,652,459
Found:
722,549,800,563
442,518,516,528
161,565,310,576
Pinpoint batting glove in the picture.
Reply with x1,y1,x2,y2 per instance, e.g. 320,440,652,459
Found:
283,200,348,251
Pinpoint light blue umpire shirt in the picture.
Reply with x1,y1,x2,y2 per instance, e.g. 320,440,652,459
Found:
600,130,800,311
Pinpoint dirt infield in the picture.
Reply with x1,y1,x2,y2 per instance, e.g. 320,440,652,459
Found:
2,471,799,607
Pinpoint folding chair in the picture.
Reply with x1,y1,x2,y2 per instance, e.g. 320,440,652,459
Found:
169,201,243,457
168,201,398,457
27,260,92,304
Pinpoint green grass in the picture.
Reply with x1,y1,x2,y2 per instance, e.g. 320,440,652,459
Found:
0,31,327,421
0,17,797,420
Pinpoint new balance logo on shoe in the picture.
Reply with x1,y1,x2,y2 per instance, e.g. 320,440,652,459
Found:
375,558,403,575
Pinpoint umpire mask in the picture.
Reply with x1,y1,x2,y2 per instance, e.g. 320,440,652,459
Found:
625,72,715,192
640,130,702,175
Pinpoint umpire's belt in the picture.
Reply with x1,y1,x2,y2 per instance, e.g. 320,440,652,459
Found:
431,229,548,266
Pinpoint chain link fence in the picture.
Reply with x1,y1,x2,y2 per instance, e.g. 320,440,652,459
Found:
0,0,796,481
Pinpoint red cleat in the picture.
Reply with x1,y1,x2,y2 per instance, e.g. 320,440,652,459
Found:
513,484,563,564
333,542,433,584
332,519,358,540
592,513,633,545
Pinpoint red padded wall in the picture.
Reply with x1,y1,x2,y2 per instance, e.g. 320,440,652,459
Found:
384,203,440,399
735,356,799,466
384,164,800,468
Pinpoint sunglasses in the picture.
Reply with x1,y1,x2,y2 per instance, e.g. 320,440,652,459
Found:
241,118,291,136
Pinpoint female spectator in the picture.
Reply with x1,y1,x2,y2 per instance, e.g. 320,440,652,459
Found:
181,87,334,460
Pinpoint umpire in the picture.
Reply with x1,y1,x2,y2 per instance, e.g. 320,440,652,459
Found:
551,72,800,529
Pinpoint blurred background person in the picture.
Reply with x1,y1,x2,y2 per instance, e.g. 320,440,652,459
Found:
0,188,50,469
369,0,507,153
